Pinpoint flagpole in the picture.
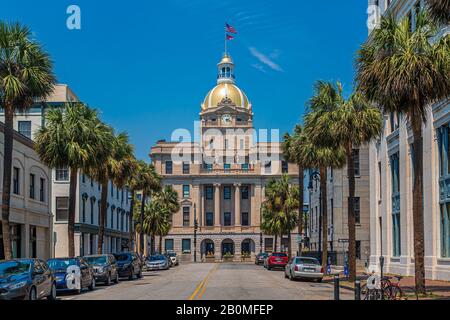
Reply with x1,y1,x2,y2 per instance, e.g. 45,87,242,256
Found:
224,24,227,55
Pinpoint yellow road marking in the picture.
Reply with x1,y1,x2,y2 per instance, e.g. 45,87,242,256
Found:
188,264,219,300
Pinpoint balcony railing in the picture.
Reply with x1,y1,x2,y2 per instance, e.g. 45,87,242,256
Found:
201,163,255,174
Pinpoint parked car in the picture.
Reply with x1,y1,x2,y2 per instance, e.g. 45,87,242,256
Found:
113,253,142,280
166,251,179,266
264,252,288,270
0,259,56,300
284,257,324,282
84,254,119,285
47,257,95,293
145,254,170,271
255,252,269,265
136,253,145,268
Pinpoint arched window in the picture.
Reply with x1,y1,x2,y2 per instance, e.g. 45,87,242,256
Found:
226,67,231,77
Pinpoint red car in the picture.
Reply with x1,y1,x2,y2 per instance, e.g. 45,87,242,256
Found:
264,252,288,270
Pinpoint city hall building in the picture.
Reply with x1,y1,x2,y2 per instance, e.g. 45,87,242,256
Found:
367,0,450,280
150,53,299,262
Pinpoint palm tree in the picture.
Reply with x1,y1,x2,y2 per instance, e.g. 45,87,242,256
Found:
283,125,308,255
357,12,449,293
126,157,140,249
426,0,450,25
87,131,134,254
35,103,111,257
153,185,180,253
142,199,170,255
0,22,55,259
331,93,382,281
136,161,161,255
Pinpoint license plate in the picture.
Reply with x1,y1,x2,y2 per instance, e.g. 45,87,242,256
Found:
304,268,315,272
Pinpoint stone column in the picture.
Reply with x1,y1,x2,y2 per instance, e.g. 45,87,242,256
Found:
234,183,241,226
214,183,221,227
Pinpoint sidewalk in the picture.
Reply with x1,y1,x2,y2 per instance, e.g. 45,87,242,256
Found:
323,268,450,300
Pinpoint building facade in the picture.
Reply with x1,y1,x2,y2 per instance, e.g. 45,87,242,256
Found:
307,146,371,266
150,53,300,262
367,0,450,280
1,85,132,258
0,122,53,260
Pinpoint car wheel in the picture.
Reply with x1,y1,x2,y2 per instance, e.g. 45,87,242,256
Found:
105,273,111,286
88,278,96,291
317,278,322,283
129,268,134,280
47,283,57,300
289,271,295,281
29,287,37,301
284,271,288,278
114,272,119,284
137,269,143,279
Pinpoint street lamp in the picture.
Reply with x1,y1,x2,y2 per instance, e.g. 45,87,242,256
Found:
308,171,321,261
194,203,198,263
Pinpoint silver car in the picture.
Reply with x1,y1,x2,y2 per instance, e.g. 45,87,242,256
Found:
284,257,324,282
145,255,170,271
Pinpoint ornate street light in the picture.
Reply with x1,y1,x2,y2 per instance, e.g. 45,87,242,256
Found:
308,171,321,261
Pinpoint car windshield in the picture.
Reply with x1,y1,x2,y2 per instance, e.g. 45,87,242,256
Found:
0,261,31,277
85,256,108,265
47,259,77,270
271,253,287,257
259,253,268,257
148,255,165,261
114,254,131,261
167,253,176,257
297,258,320,265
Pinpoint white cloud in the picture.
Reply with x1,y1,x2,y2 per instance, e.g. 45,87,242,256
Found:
249,47,283,72
251,64,267,73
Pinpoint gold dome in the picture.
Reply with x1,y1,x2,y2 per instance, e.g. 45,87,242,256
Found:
202,83,250,110
219,54,233,64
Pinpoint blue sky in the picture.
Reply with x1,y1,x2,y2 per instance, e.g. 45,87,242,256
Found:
1,0,369,160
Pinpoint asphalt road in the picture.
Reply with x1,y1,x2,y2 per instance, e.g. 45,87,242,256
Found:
60,263,352,300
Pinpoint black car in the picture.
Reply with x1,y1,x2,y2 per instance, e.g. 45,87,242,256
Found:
47,257,95,293
84,254,119,286
0,259,56,300
255,252,269,265
113,253,143,280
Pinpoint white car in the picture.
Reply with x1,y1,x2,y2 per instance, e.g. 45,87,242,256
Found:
284,257,324,282
166,252,179,266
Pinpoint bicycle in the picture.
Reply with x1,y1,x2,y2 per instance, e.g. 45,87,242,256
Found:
361,275,403,300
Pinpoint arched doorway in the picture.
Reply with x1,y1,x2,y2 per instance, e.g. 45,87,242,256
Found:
241,239,255,255
201,239,215,257
221,239,235,256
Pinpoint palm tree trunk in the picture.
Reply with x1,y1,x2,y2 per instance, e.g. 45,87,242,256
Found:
98,178,108,254
346,142,357,282
320,166,328,270
151,233,156,255
159,235,162,253
274,235,278,252
287,229,292,258
128,189,135,248
412,120,426,294
298,165,304,255
139,193,146,255
1,105,14,260
68,167,78,257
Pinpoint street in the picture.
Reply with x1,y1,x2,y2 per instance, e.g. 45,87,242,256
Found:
60,263,352,300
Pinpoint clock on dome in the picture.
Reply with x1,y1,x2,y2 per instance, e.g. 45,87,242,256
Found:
221,114,233,125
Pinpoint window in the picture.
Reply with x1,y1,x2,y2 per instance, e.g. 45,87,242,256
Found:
378,162,382,200
55,167,69,181
183,185,190,198
205,186,213,200
182,239,191,253
39,178,45,202
206,212,214,226
224,139,229,150
224,186,231,200
330,199,334,227
282,161,289,173
183,207,190,227
224,163,231,173
29,226,36,258
183,162,190,174
356,241,361,260
241,163,249,172
91,199,95,225
391,153,401,257
264,161,271,174
165,239,174,251
224,212,231,226
82,198,86,223
353,149,360,176
56,197,69,221
166,161,173,174
354,197,361,224
242,212,249,226
389,112,399,132
82,174,86,183
116,188,119,200
440,203,450,258
13,167,20,195
29,174,35,199
18,121,32,139
241,186,249,200
111,182,114,197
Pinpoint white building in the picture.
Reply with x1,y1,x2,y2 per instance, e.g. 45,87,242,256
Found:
0,84,132,258
0,122,53,260
367,0,450,280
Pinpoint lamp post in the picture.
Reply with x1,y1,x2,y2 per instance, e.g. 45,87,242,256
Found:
308,171,321,261
194,203,198,263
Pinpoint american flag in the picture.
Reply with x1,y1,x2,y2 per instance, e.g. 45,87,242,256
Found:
226,23,237,34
